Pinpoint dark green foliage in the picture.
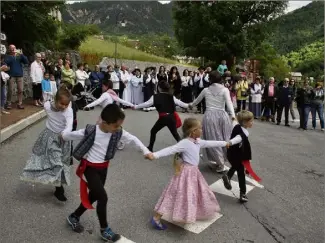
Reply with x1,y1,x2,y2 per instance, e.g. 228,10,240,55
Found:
172,1,288,66
1,1,64,56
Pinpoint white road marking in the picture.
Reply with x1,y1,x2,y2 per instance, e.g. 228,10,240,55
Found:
209,179,254,198
116,236,136,243
224,165,264,188
162,213,223,234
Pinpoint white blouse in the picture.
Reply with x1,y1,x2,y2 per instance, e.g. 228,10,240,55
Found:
153,138,228,166
134,95,189,109
191,83,235,117
131,75,143,87
30,61,44,84
85,92,134,109
110,71,120,90
44,101,73,134
250,83,263,103
62,125,150,163
75,70,89,87
181,76,192,87
120,71,131,83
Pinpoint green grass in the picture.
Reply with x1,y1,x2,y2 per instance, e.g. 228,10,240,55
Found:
79,37,197,67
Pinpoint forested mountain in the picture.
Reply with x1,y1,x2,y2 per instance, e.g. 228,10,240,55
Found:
267,1,324,55
62,1,174,35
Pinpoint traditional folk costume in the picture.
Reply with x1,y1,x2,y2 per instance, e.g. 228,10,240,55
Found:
142,72,157,111
152,138,233,223
193,71,210,114
135,92,188,151
21,101,73,187
121,70,132,104
63,125,150,241
130,72,144,105
249,83,263,118
191,83,235,173
181,76,193,104
224,124,261,202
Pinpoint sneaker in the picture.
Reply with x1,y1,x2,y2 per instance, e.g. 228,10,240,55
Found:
120,108,124,112
67,214,84,233
222,174,232,190
117,141,125,150
239,193,248,203
285,124,290,127
1,109,10,114
101,227,121,242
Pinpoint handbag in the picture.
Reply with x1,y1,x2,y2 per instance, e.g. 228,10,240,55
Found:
241,90,248,97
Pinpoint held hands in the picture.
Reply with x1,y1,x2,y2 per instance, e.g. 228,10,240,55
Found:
145,153,155,160
226,142,231,149
83,107,90,111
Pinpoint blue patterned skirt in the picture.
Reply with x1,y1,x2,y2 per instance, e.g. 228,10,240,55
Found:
20,128,71,186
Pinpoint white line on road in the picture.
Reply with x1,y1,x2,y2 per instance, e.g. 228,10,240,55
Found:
209,179,255,198
224,165,264,188
117,236,136,243
162,213,223,234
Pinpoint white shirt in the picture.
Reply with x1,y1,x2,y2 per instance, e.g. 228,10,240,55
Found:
192,83,235,117
230,126,249,146
30,61,44,84
85,92,134,109
120,71,131,83
250,83,263,103
153,138,228,166
194,73,208,88
130,75,143,87
44,101,73,134
134,95,189,109
75,70,89,87
62,126,150,163
181,76,192,87
110,71,120,89
50,81,57,96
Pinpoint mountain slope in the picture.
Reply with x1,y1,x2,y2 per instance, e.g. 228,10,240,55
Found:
267,1,324,54
62,1,174,35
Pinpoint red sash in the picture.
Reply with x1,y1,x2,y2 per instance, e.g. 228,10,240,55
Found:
76,159,109,209
159,112,182,128
242,160,261,182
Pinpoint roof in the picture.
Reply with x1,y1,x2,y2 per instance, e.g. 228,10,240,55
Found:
290,72,303,77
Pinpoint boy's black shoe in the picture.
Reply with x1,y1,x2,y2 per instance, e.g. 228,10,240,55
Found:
67,214,84,233
101,227,121,242
239,193,248,203
222,174,232,190
54,186,67,201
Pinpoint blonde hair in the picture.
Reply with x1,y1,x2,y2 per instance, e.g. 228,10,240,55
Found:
182,117,201,138
237,110,254,126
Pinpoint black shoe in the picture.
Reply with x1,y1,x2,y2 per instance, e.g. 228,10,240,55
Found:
70,157,74,165
222,174,232,190
285,124,290,127
67,214,84,233
239,193,248,203
101,227,121,242
276,122,280,125
54,187,67,202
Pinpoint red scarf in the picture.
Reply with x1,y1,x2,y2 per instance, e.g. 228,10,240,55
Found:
158,112,182,128
242,160,261,182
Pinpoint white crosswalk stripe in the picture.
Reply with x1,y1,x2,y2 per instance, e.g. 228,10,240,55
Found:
209,179,255,198
117,236,136,243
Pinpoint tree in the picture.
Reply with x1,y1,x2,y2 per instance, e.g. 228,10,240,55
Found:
1,1,65,56
172,1,288,67
57,24,100,50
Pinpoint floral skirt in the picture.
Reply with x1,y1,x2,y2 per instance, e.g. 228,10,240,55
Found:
154,163,220,224
20,128,71,186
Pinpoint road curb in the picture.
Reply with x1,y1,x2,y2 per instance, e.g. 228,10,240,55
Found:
0,110,47,143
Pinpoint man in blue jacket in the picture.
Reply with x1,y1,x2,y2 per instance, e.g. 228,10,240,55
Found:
4,44,29,109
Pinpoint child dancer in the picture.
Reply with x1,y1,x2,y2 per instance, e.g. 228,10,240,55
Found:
134,80,188,152
21,86,73,201
222,110,261,203
84,79,134,150
50,74,58,99
41,72,52,102
61,104,150,242
145,117,234,229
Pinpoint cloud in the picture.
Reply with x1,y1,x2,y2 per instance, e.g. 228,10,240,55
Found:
286,1,312,13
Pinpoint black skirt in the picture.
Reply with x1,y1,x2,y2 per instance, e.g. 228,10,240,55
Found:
32,83,42,100
181,86,193,103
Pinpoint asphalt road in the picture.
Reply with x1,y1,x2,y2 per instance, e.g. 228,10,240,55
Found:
0,108,324,243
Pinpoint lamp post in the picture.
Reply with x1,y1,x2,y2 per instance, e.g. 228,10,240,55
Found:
114,12,126,66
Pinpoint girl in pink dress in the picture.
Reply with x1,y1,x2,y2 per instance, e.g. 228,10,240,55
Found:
145,117,235,230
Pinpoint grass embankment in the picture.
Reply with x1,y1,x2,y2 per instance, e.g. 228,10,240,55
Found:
79,37,197,68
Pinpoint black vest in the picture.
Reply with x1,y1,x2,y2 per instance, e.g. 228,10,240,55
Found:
153,93,175,113
227,124,251,162
73,124,123,161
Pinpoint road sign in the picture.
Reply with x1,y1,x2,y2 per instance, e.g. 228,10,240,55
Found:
0,44,7,54
0,33,6,41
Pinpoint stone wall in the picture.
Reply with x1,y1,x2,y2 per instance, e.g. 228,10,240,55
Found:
99,57,198,74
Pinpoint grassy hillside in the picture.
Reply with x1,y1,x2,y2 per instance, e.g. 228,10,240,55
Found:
268,1,324,54
79,37,196,67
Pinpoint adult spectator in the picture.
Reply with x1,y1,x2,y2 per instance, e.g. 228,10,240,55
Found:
311,82,324,131
75,63,89,88
217,60,228,75
30,53,45,106
54,58,63,88
61,60,75,86
4,44,29,109
1,56,10,114
194,66,209,113
262,77,278,122
235,75,249,112
276,78,294,126
289,79,297,122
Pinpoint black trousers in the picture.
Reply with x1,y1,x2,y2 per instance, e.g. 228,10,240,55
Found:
74,166,108,229
32,83,42,100
227,161,246,194
148,114,181,151
277,103,290,124
70,121,77,165
196,88,206,113
237,100,247,112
